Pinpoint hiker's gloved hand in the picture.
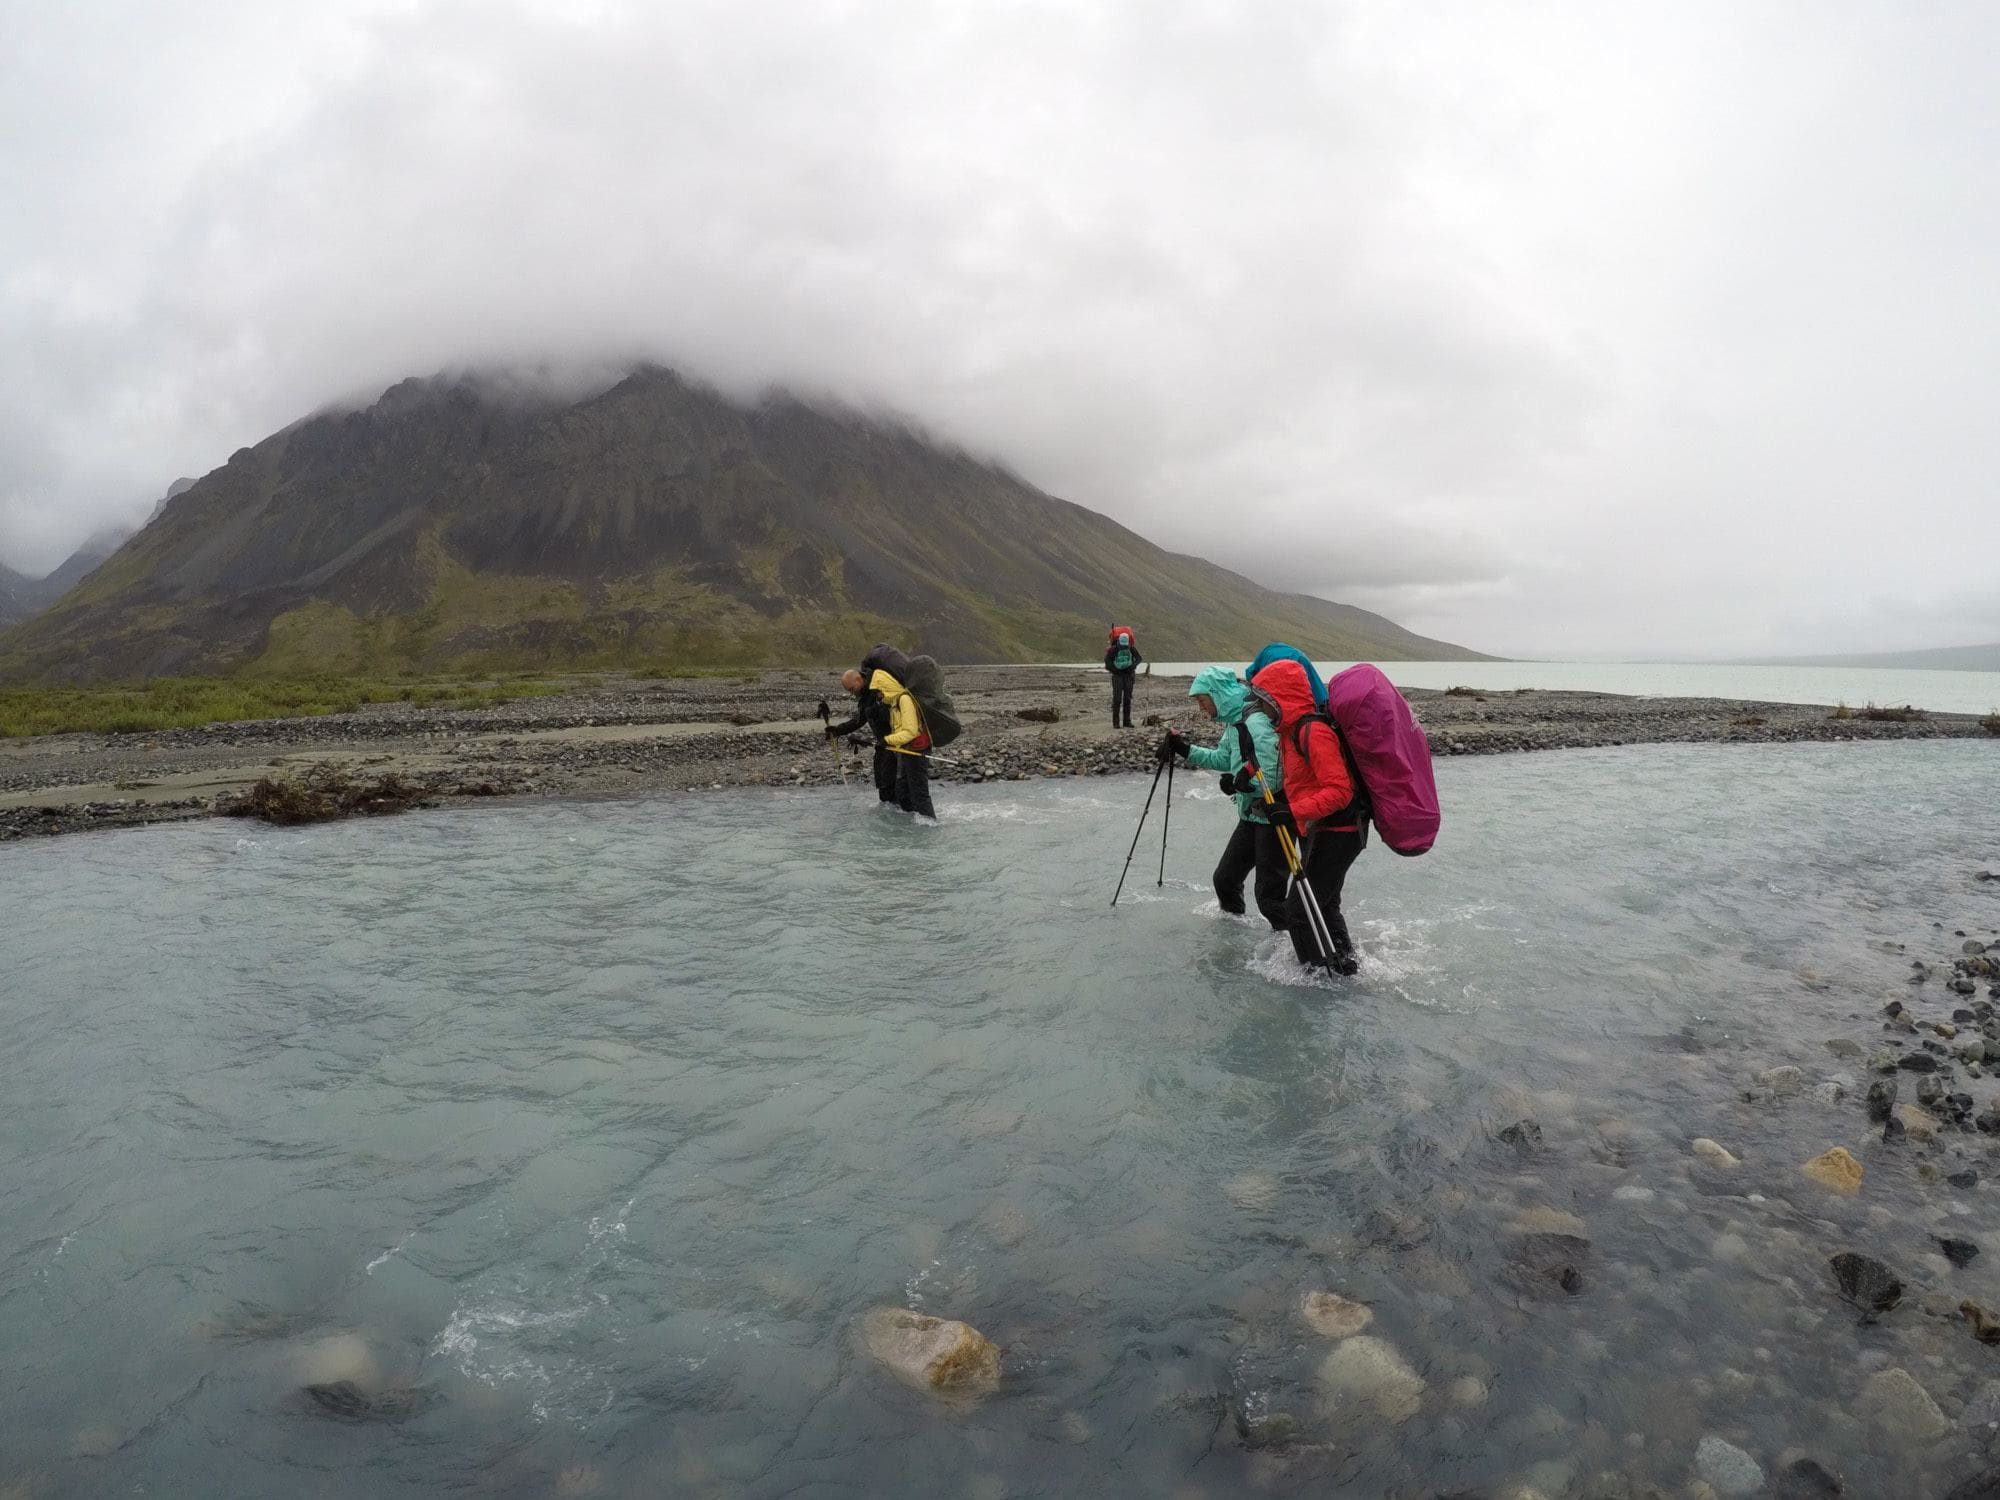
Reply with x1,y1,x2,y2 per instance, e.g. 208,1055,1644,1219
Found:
1154,730,1189,764
1262,798,1297,836
1228,768,1261,796
1218,773,1235,796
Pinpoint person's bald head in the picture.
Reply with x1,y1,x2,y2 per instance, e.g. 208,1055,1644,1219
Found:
841,669,864,693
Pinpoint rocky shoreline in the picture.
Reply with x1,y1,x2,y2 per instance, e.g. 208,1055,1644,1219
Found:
1,664,1994,841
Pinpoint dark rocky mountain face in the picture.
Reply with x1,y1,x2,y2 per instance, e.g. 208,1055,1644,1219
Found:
0,367,1485,680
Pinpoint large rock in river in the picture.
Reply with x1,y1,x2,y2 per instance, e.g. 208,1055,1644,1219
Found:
1317,1334,1426,1424
862,1307,1000,1399
1855,1366,1947,1441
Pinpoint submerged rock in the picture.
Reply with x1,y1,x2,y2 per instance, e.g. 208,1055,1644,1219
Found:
1964,1300,2000,1344
1757,1065,1807,1097
1692,1137,1741,1167
1299,1291,1373,1338
1867,1079,1898,1121
1964,1379,2000,1431
1316,1334,1426,1424
1497,1118,1544,1150
1223,1170,1282,1212
1801,1147,1864,1194
301,1380,439,1423
1505,1233,1591,1298
1942,1237,1983,1266
291,1332,383,1392
1854,1366,1947,1441
861,1307,1001,1399
1695,1434,1764,1496
1829,1252,1903,1312
1506,1206,1590,1237
1777,1456,1844,1496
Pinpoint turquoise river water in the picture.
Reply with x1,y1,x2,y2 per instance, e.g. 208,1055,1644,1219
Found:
3,740,2000,1497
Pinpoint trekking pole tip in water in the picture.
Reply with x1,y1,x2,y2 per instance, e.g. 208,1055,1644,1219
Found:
1111,757,1166,906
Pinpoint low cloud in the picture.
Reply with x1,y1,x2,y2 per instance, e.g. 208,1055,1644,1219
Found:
3,1,1997,659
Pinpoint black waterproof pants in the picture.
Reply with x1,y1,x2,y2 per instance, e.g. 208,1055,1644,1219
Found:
871,743,898,802
1214,819,1290,929
1285,827,1364,971
1109,670,1135,727
894,750,936,818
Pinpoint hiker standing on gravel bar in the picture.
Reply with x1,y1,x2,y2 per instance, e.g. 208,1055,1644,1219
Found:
1104,626,1142,728
1248,656,1365,974
1155,667,1289,929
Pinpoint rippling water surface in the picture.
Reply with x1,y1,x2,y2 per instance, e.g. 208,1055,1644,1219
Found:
4,741,2000,1497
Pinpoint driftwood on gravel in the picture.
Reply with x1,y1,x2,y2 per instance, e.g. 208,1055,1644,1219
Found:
226,767,435,825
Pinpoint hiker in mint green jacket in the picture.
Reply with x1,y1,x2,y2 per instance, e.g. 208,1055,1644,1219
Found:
1154,666,1289,929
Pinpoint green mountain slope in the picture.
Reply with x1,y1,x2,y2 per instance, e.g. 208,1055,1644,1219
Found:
0,367,1487,680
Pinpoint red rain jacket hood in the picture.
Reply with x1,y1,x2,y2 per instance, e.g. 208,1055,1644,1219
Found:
1250,658,1357,831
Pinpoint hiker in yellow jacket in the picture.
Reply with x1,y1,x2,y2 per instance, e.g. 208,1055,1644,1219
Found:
833,665,935,817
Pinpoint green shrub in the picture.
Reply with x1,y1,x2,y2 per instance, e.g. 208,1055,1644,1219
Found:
0,674,559,738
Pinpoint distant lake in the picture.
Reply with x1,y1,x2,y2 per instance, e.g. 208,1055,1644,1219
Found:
1128,660,2000,717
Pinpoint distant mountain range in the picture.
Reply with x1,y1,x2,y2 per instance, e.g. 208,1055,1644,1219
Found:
1731,643,2000,672
0,368,1485,680
0,480,193,629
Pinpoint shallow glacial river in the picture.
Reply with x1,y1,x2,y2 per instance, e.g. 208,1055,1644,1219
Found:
3,740,1999,1497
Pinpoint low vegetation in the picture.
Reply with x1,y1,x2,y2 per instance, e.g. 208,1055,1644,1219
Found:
1828,702,1927,724
0,674,559,738
1982,711,2000,736
1443,685,1487,699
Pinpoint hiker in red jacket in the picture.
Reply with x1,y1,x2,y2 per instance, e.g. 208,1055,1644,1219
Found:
1248,657,1364,975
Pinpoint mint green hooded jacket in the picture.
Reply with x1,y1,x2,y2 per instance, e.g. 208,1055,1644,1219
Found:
1180,666,1283,823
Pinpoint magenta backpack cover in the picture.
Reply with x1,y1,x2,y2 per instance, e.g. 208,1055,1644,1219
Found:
1327,664,1441,856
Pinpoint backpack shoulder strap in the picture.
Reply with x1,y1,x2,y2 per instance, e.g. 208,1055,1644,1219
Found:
1292,711,1371,816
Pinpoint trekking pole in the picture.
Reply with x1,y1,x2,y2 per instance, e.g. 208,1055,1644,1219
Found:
1245,763,1337,963
1111,758,1166,907
1157,757,1173,886
815,700,850,786
885,745,967,768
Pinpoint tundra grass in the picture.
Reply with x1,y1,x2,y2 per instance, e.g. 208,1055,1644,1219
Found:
0,675,560,738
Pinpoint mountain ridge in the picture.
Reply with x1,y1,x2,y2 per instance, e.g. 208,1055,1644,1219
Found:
0,367,1487,680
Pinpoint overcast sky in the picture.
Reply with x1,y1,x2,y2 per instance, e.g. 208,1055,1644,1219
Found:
4,1,1997,658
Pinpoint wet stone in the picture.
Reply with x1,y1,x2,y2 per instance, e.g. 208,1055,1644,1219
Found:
1951,1169,1981,1190
1830,1252,1903,1312
1961,1379,2000,1431
1854,1366,1948,1441
1941,1237,1982,1266
1695,1434,1764,1496
1899,1051,1944,1072
1868,1079,1899,1122
1316,1335,1426,1425
301,1381,440,1423
1801,1147,1864,1194
1965,1300,2000,1344
1497,1118,1543,1150
1692,1137,1741,1167
1777,1456,1844,1496
1505,1233,1591,1297
1299,1290,1373,1338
